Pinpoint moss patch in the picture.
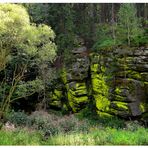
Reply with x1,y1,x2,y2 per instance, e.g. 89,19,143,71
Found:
111,101,129,111
91,63,111,115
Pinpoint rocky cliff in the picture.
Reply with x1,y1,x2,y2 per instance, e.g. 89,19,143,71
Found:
48,47,148,121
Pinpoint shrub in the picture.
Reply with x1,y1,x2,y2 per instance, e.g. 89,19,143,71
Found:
6,110,28,126
76,107,125,129
27,111,60,135
125,120,143,131
76,105,98,122
96,117,125,129
27,111,91,135
56,114,90,133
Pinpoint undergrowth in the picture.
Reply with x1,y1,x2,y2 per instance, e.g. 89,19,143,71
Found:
1,110,147,145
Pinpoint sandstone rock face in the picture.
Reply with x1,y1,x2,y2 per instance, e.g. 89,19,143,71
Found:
61,47,90,112
49,47,148,120
90,48,148,119
112,48,148,118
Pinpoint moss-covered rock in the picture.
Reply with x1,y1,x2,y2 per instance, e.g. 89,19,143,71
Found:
47,47,148,120
90,57,111,117
49,89,63,108
60,46,90,112
66,81,89,112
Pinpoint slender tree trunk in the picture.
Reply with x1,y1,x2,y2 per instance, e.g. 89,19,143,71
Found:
127,26,130,46
144,3,147,20
126,17,130,46
111,3,116,44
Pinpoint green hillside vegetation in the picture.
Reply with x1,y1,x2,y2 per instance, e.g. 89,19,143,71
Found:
0,3,148,145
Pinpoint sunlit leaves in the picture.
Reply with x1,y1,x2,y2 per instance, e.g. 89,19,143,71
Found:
0,4,57,110
0,4,57,64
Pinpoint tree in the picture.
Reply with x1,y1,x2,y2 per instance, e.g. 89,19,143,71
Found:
117,4,143,46
0,4,57,118
111,3,116,44
93,23,115,51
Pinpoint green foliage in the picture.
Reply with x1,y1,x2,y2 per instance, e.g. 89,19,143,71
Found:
2,111,148,145
117,4,143,46
125,121,144,131
97,39,115,49
45,126,148,145
1,126,148,145
0,3,57,71
0,4,57,115
6,111,90,134
76,100,125,129
93,24,114,50
6,110,28,126
13,79,44,101
97,117,125,129
0,4,29,71
93,23,121,51
131,28,148,46
0,128,42,145
93,4,147,50
28,111,60,134
76,105,98,121
0,4,30,48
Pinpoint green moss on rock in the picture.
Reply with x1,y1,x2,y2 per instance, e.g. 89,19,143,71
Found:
115,87,122,95
140,103,145,113
97,111,113,117
91,64,98,73
67,91,88,112
61,68,67,84
112,101,129,111
95,95,110,112
91,63,111,115
49,89,63,108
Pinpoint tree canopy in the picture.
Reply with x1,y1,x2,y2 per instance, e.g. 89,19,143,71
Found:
0,4,57,116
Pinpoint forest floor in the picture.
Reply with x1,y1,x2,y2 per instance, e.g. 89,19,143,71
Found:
0,110,148,145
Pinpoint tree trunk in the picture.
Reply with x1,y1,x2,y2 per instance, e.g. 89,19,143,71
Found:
111,3,116,44
144,3,147,20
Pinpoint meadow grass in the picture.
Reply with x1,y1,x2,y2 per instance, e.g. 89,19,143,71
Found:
2,110,148,145
44,127,148,145
0,128,42,145
0,126,148,145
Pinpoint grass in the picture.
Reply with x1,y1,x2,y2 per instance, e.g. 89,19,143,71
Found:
44,127,148,145
1,110,148,145
0,128,42,145
0,126,148,145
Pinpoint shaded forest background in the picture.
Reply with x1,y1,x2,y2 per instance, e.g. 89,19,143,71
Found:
25,3,148,57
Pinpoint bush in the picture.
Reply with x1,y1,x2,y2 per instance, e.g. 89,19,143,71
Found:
96,117,125,129
5,110,125,136
6,110,28,126
57,114,90,133
76,107,125,129
27,111,60,135
125,120,143,131
27,111,91,135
